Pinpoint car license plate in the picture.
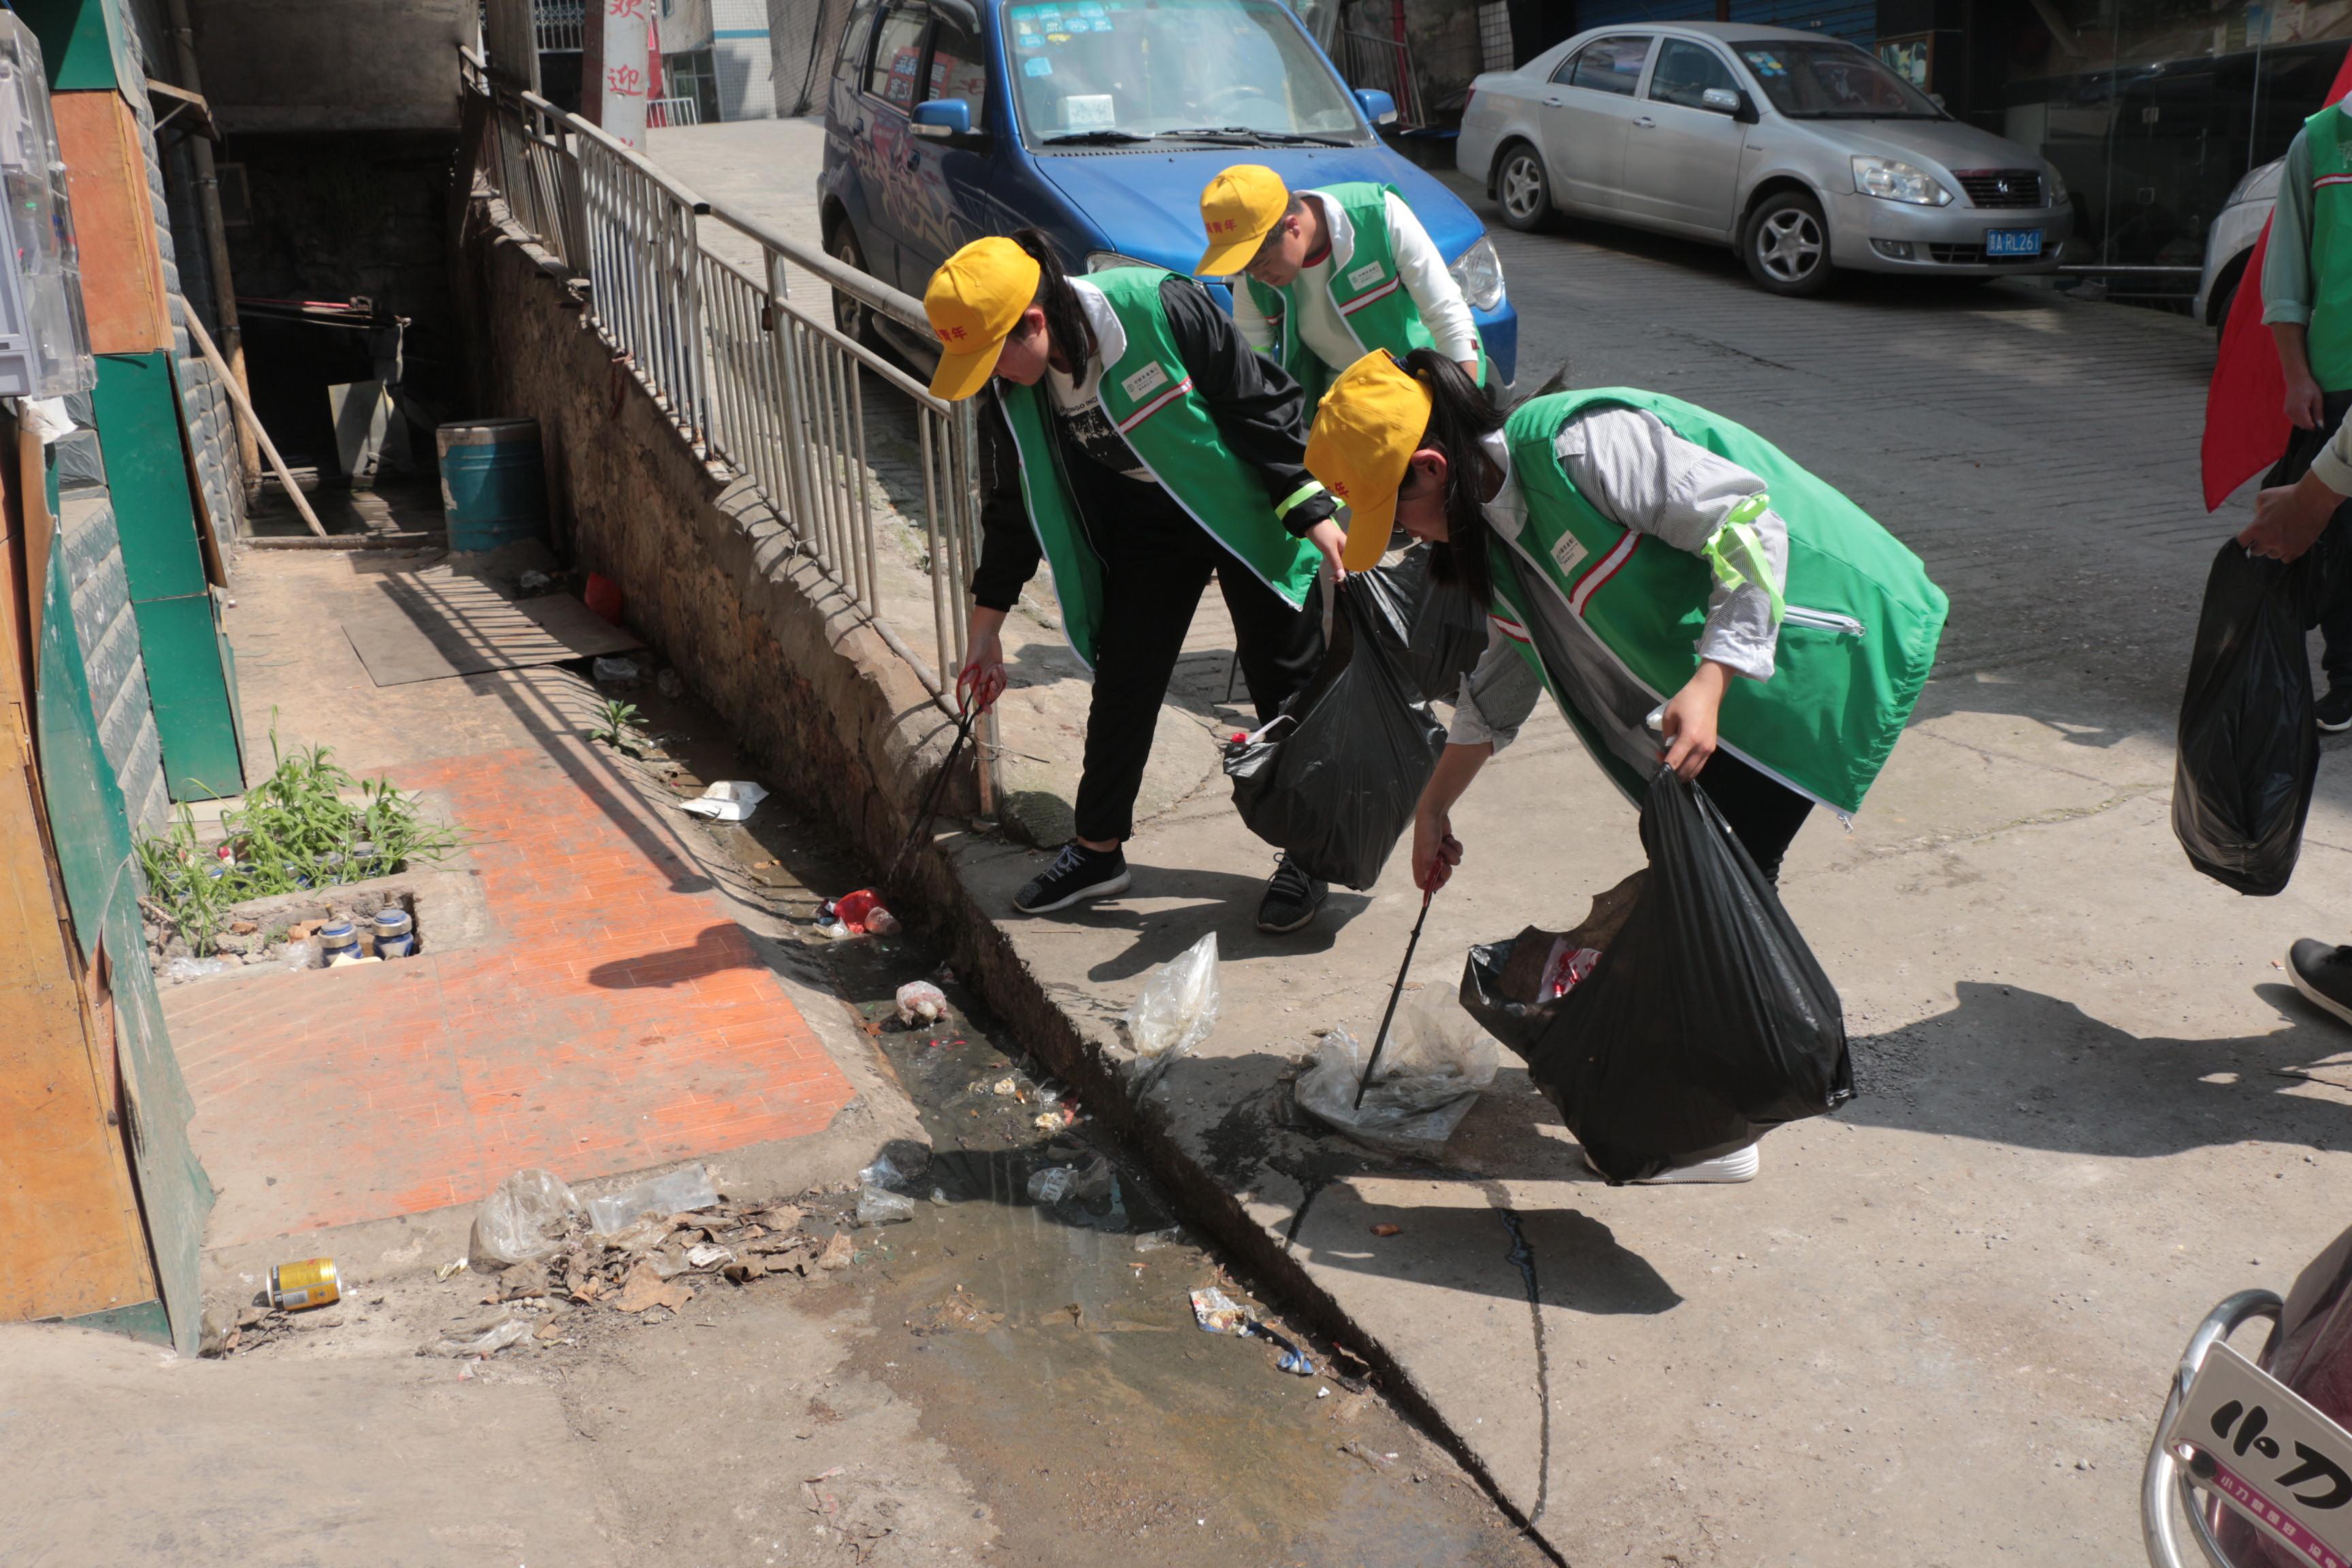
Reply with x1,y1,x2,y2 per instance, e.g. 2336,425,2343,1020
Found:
1985,227,2043,258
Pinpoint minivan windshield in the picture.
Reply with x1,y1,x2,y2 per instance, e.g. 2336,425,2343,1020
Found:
1004,0,1366,146
1733,39,1942,118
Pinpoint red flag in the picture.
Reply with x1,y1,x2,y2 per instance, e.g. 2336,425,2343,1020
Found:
2201,50,2352,510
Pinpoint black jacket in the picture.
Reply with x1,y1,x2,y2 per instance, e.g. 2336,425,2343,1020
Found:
969,274,1337,613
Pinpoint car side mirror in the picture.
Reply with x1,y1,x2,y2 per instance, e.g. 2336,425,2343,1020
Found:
912,98,972,139
1700,86,1741,115
1354,88,1399,128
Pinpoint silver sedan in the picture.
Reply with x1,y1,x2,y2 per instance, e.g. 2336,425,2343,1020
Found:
1458,22,2074,297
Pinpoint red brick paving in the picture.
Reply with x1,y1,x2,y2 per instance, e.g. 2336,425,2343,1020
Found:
168,740,855,1245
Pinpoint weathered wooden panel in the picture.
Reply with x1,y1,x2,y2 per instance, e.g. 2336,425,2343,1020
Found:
52,91,170,357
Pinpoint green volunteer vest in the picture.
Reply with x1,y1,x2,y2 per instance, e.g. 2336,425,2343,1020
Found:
997,267,1323,669
1488,389,1947,818
2302,108,2352,392
1241,182,1482,408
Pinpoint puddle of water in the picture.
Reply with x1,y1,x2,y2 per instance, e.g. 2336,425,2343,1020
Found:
749,847,1550,1567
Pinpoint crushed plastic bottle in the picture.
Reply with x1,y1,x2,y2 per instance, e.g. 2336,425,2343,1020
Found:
587,1163,720,1235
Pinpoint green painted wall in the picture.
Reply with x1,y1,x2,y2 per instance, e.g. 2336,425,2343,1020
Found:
36,533,214,1357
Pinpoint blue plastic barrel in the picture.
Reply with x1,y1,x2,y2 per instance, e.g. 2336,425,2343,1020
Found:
437,418,548,553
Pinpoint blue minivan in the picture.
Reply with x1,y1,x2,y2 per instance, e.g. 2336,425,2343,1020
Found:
817,0,1517,387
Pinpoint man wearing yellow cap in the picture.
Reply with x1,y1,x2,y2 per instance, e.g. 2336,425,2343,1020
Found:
1304,346,1947,1182
924,227,1350,932
1196,165,1485,414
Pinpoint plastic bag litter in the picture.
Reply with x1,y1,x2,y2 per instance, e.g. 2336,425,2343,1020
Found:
1224,567,1446,889
1122,932,1220,1089
468,1169,581,1272
591,655,641,685
1531,768,1850,1184
856,1186,916,1225
860,1154,913,1190
1390,542,1488,706
676,780,768,822
1295,996,1499,1157
895,981,948,1026
1188,1287,1313,1375
423,1314,532,1358
587,1163,720,1235
2173,538,2323,896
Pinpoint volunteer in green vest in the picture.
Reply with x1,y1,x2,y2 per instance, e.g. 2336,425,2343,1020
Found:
1305,348,1946,1183
926,229,1350,930
1195,165,1484,409
2262,101,2352,731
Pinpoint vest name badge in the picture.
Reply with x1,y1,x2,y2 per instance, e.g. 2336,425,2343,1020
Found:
1347,261,1385,291
1120,361,1170,402
1550,530,1589,578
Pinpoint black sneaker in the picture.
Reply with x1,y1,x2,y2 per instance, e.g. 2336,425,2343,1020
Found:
2291,939,2352,1029
1255,854,1327,934
1013,842,1130,915
2321,687,2352,734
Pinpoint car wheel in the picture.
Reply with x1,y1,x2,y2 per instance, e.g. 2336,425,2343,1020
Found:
829,226,881,350
1494,142,1553,233
1743,190,1833,297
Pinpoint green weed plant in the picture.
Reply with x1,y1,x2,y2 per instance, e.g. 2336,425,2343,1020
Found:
135,734,463,956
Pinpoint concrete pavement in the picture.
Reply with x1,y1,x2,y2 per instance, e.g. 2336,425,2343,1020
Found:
645,120,2352,1563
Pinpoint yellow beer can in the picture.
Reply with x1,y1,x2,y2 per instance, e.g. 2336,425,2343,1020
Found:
269,1257,340,1311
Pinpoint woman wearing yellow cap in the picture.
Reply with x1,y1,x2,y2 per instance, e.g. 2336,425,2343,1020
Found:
1305,348,1946,1181
925,229,1352,930
1196,165,1484,406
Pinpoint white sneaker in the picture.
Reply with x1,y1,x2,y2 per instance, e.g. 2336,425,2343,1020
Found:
1584,1142,1761,1184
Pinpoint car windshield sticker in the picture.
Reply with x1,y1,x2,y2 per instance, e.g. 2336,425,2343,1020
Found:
1064,93,1116,128
1742,49,1787,76
1025,54,1051,74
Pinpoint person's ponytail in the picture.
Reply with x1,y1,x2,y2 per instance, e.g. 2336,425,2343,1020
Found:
1010,228,1096,369
1399,346,1503,602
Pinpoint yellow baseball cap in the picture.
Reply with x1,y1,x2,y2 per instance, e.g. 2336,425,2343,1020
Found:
923,237,1043,401
1195,164,1290,277
1305,351,1434,574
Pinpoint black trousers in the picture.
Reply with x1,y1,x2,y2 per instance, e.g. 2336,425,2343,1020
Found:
2266,389,2352,689
1072,495,1324,845
1697,747,1814,883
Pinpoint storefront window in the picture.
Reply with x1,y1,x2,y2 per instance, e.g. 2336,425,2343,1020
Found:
2000,0,2351,284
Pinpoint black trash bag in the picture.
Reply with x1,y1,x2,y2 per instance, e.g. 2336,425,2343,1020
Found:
1389,543,1488,706
2172,538,2321,897
1460,938,1560,1056
1526,767,1851,1184
1224,566,1446,889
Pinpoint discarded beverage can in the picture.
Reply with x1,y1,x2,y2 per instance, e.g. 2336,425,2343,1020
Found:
270,1257,340,1311
318,919,360,964
373,908,414,959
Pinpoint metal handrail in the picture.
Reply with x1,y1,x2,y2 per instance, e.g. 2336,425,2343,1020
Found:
459,48,993,808
2142,1288,2285,1568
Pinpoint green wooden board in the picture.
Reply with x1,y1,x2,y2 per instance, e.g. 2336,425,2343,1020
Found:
134,593,243,802
16,0,136,93
93,353,205,604
36,532,214,1356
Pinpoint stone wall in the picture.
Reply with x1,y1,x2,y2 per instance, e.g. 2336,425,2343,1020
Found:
453,197,973,868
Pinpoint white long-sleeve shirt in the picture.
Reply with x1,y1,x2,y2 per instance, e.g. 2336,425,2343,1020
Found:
2313,402,2352,494
1230,189,1480,372
1450,408,1788,751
